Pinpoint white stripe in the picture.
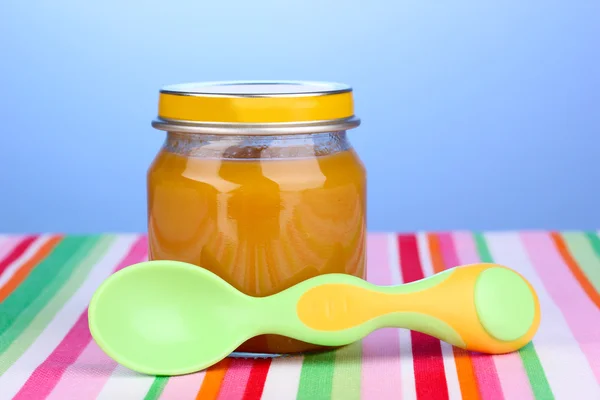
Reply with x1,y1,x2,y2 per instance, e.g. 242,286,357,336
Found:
439,343,462,400
416,232,435,277
398,329,416,400
388,233,417,400
0,236,9,258
0,235,139,398
485,232,600,399
0,234,53,287
387,233,403,284
96,365,156,400
260,356,304,400
158,371,206,400
415,232,461,400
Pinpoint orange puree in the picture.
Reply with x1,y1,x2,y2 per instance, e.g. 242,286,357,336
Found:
147,147,366,354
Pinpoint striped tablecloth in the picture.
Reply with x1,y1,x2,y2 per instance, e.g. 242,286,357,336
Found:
0,232,599,400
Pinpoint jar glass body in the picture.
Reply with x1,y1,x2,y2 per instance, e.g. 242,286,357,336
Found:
147,130,366,354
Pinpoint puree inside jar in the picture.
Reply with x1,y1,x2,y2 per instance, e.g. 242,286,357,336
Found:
147,139,366,354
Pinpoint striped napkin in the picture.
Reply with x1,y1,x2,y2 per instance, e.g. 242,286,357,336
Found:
0,232,598,399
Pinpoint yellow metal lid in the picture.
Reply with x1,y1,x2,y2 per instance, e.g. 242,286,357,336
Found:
152,81,360,135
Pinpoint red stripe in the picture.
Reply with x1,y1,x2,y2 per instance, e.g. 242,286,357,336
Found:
242,359,271,400
397,234,449,400
0,235,38,276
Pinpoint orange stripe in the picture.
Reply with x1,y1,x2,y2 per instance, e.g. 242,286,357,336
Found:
195,358,231,400
452,347,481,400
427,233,445,274
427,233,481,400
550,232,600,309
0,235,63,302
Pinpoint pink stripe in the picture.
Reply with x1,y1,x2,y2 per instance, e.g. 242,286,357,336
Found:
451,232,481,265
361,234,402,399
160,371,206,400
521,232,600,383
46,343,118,400
13,312,92,400
438,233,461,268
0,236,22,262
16,236,148,400
216,359,253,400
452,232,532,400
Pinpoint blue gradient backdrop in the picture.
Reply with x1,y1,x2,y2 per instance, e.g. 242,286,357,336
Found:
1,1,598,233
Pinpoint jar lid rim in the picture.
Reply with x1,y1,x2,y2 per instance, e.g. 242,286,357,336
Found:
160,80,352,98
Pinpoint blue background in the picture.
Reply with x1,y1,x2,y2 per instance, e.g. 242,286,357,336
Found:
1,1,598,233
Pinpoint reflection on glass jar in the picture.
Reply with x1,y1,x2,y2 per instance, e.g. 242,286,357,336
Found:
148,81,366,354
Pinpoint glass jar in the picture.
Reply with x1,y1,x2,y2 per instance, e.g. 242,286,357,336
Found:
148,81,366,355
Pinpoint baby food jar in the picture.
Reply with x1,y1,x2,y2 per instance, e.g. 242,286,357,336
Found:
148,81,366,355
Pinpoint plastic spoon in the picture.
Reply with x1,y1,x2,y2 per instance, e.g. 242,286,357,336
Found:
88,261,540,376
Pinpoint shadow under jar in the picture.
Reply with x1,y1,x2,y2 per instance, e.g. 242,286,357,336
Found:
148,81,366,355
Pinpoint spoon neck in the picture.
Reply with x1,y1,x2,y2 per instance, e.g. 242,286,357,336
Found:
241,294,299,338
235,296,275,335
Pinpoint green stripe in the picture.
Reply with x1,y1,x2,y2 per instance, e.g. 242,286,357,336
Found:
585,232,600,258
331,343,361,400
144,376,169,400
519,342,554,400
0,235,114,374
473,233,554,400
297,350,336,400
0,236,96,332
560,232,600,294
474,233,493,263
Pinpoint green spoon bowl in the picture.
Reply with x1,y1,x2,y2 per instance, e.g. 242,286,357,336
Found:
89,261,253,375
